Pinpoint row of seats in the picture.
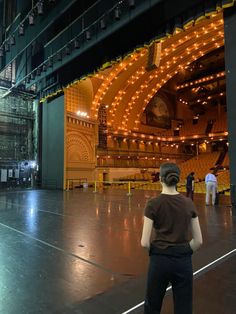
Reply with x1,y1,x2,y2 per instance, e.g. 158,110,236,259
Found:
115,151,230,193
118,152,222,183
178,152,220,183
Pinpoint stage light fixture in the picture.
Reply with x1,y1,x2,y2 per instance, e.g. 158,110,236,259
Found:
9,35,15,45
36,68,41,76
86,30,91,40
57,52,62,61
4,42,10,52
18,24,24,36
128,0,135,8
48,58,53,67
114,7,120,20
29,13,34,25
100,18,106,29
65,46,70,55
37,1,43,15
74,38,80,49
42,64,47,72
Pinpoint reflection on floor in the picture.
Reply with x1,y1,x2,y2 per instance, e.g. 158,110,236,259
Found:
0,188,235,314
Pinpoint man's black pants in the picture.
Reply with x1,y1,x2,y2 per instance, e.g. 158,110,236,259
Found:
144,253,193,314
186,188,194,200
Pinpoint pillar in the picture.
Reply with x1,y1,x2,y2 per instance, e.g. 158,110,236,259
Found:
224,6,236,206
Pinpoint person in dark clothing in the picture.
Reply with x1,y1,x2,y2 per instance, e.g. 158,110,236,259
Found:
141,163,202,314
186,172,195,200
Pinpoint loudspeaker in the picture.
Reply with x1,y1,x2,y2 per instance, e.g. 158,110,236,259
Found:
146,42,162,71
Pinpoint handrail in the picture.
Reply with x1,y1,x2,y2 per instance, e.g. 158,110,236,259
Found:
65,179,230,197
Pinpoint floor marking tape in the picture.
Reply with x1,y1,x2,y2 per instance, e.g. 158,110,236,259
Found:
121,248,236,314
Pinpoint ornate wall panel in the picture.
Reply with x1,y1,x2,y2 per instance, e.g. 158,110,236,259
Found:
66,113,97,182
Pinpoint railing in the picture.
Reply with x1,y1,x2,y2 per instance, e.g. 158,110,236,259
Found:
66,179,231,197
66,178,87,190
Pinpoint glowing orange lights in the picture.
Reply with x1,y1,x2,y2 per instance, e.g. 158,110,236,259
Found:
177,71,225,90
88,12,225,136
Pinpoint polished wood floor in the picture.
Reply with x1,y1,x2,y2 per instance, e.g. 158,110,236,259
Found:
0,188,235,314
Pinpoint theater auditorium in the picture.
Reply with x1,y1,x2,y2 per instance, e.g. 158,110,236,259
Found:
0,1,236,313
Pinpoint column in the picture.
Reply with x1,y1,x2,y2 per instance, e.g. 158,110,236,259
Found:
224,6,236,206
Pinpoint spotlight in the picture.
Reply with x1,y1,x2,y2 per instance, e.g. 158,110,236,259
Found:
100,18,106,30
48,58,53,67
4,41,10,52
86,30,91,40
29,12,34,25
37,1,43,15
128,0,135,8
36,67,41,76
65,46,70,55
42,64,47,72
18,24,24,36
0,47,3,57
9,35,15,45
57,51,62,61
114,6,120,20
74,38,80,49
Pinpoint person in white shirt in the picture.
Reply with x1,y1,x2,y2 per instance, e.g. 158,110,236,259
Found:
205,172,217,205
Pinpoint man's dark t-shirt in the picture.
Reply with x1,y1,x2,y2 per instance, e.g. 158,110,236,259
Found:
186,174,194,189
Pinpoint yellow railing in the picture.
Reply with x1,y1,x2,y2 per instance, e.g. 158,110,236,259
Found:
66,178,87,190
66,179,161,195
66,179,230,196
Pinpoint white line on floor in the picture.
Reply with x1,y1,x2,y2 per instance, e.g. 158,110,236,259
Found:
121,248,236,314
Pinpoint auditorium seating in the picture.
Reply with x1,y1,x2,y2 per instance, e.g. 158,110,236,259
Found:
222,152,229,167
216,169,230,192
178,152,220,183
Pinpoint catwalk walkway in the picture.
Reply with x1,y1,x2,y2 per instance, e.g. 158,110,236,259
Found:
0,188,235,314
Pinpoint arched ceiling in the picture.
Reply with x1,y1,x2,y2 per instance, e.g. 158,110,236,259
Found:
91,12,224,132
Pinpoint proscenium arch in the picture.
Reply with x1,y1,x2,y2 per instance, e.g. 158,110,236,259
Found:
91,13,224,131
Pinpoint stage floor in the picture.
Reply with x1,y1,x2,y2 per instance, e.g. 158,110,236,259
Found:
0,188,235,314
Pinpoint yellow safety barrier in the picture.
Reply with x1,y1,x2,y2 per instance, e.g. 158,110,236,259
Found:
65,179,230,196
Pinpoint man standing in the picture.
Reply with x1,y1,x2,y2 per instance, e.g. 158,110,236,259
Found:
205,171,217,205
186,172,195,200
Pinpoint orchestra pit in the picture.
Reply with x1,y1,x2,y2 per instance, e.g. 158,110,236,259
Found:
0,1,236,313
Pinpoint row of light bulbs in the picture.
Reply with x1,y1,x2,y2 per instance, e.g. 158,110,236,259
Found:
76,110,89,117
177,71,225,90
102,17,224,130
108,137,181,149
179,90,226,106
90,15,224,132
131,19,224,130
107,126,228,143
97,155,170,160
92,51,141,118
